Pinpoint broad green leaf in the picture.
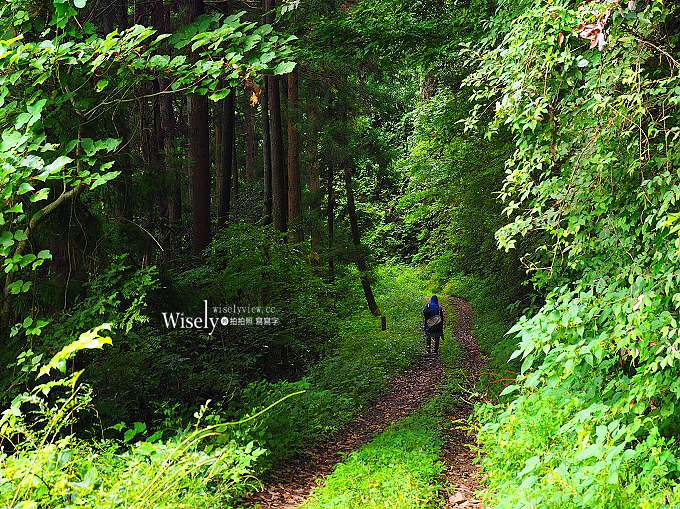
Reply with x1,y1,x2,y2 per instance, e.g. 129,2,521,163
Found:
17,183,34,195
209,88,231,101
95,78,109,91
0,231,13,248
273,61,296,74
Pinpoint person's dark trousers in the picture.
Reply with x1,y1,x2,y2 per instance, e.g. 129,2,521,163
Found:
426,334,440,354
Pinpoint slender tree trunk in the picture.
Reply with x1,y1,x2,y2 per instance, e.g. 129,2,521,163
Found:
159,77,180,254
151,80,167,222
307,97,321,256
232,128,238,207
215,101,221,199
189,0,211,255
218,88,234,229
154,0,180,256
262,79,272,224
264,0,286,233
245,90,256,184
327,163,334,283
344,166,380,316
269,75,286,233
309,158,320,255
287,69,302,242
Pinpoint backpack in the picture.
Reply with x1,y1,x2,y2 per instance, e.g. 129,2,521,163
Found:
425,308,443,332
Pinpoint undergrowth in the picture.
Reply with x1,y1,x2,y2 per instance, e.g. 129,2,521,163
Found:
0,264,435,509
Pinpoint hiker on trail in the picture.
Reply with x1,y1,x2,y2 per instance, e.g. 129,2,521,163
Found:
423,295,444,355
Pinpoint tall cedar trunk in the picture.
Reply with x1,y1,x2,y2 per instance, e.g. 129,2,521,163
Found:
218,88,234,228
344,166,380,316
152,80,167,222
159,75,180,254
189,0,211,255
265,0,286,233
215,101,221,198
287,69,302,242
245,90,256,184
327,163,334,283
262,78,272,224
269,75,286,232
154,0,180,255
307,96,321,256
309,160,320,254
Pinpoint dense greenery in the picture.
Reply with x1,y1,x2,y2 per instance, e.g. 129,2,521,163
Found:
4,0,680,507
468,1,680,507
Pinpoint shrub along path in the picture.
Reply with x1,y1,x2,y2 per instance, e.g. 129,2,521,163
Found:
242,296,487,509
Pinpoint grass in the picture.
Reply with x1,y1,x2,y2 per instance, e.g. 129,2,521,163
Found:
301,415,444,509
299,289,470,509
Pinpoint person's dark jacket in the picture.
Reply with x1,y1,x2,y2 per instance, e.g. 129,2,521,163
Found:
423,295,444,334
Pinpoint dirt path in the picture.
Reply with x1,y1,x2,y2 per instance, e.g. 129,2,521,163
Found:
241,296,487,509
439,296,488,509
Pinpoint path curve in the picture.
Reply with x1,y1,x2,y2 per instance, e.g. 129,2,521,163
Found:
241,356,444,508
241,296,488,509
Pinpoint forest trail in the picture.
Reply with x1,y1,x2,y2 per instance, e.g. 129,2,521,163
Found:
440,296,487,509
241,297,487,509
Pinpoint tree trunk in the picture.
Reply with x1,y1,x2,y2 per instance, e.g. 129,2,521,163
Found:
344,166,380,316
307,97,321,256
327,162,335,283
245,89,256,184
287,69,302,242
262,78,272,224
218,88,234,229
269,74,286,233
232,127,238,208
189,0,211,255
265,0,286,233
215,100,221,199
154,0,181,257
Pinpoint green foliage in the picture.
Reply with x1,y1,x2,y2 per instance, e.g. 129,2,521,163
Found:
1,325,112,449
208,264,432,467
465,0,680,506
0,332,273,509
0,0,297,341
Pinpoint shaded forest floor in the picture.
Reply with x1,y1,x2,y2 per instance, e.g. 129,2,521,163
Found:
241,297,488,509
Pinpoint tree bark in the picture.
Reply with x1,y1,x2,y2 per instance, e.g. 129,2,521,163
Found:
287,69,302,242
344,166,380,316
307,96,321,256
189,0,211,255
218,88,234,229
269,74,286,233
327,163,335,283
154,0,181,256
232,127,238,207
265,0,286,233
245,90,256,184
262,79,272,224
